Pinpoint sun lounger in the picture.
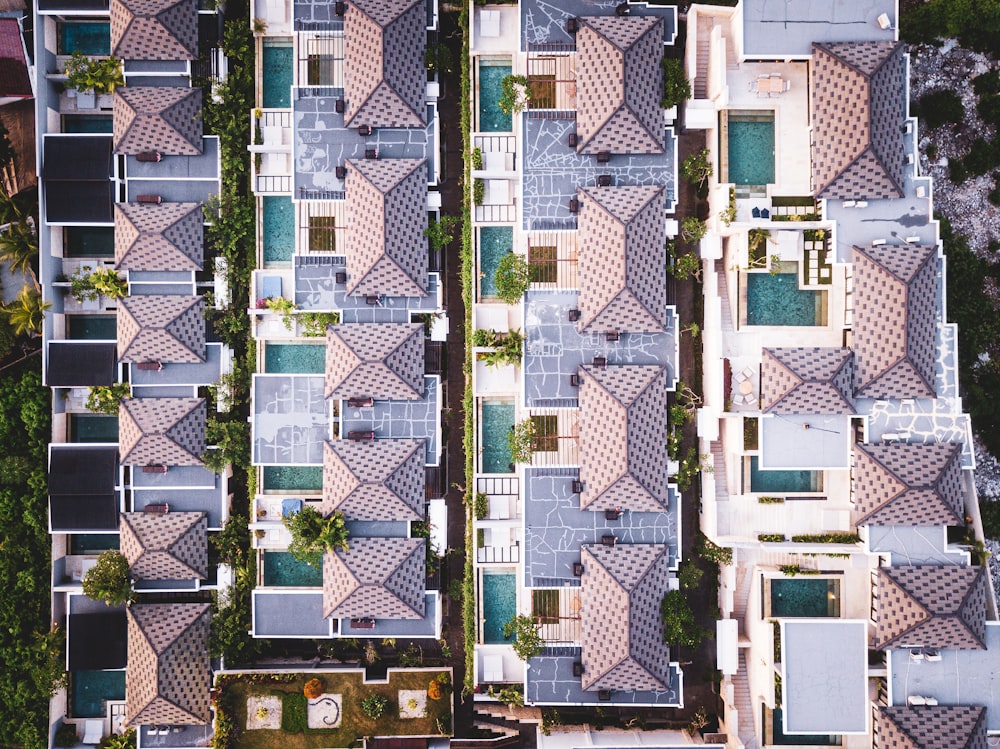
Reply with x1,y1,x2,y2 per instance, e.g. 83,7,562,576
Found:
261,275,282,300
480,9,500,38
350,617,376,629
142,465,168,474
143,502,169,514
482,655,503,683
137,194,162,205
82,720,104,745
136,360,162,371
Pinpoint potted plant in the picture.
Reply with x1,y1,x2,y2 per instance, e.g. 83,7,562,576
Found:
64,53,124,109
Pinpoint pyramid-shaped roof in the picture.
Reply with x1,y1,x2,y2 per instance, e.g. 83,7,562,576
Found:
854,443,965,527
345,158,428,297
343,0,426,129
876,706,987,749
119,398,206,467
115,202,203,271
325,323,424,401
760,347,854,414
114,87,203,156
577,185,667,334
111,0,198,61
875,565,987,650
578,365,669,512
125,603,211,726
576,16,665,155
120,511,207,581
118,295,205,364
322,537,425,619
320,439,424,521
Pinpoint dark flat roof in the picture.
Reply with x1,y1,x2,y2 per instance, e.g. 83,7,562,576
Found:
49,446,120,531
47,342,117,387
68,612,127,670
43,136,115,223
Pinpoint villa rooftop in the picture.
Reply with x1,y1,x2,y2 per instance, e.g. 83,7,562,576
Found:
760,347,854,414
325,322,425,401
114,202,204,272
520,0,676,49
322,537,426,619
741,0,895,57
876,706,987,749
111,0,198,60
120,511,208,581
319,438,425,521
117,295,206,364
118,397,206,467
114,87,204,156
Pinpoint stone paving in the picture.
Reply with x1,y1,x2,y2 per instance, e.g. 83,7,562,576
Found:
527,650,681,705
294,261,439,318
253,374,328,464
521,0,677,48
340,376,440,464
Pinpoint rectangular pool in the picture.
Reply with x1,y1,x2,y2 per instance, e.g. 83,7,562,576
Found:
478,60,513,133
727,111,775,186
68,315,116,340
262,551,322,587
481,571,516,644
749,456,819,493
64,226,114,258
71,670,125,718
69,415,118,443
770,709,840,745
59,22,110,55
262,196,294,264
264,343,325,374
262,465,323,493
769,578,841,618
262,42,293,109
62,116,113,134
70,534,119,554
479,226,513,298
746,271,821,326
481,400,515,474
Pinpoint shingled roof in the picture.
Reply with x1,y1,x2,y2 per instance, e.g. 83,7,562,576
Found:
345,158,428,297
760,348,854,414
111,0,198,61
118,295,206,364
114,87,203,156
322,537,425,619
876,706,987,749
320,439,424,521
125,603,211,726
579,544,672,691
119,398,206,467
120,511,207,581
0,18,31,98
854,443,965,527
325,323,424,401
578,365,669,512
577,185,666,334
852,243,938,399
875,565,986,650
343,0,426,129
810,41,906,199
575,16,665,155
115,202,203,271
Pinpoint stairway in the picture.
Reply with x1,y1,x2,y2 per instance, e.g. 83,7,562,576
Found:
715,260,735,334
711,440,728,500
734,653,760,749
694,38,709,99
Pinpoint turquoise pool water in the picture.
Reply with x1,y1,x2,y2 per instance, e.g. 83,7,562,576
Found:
746,272,820,326
263,465,323,492
263,196,294,264
482,571,516,644
481,400,515,473
728,113,775,185
479,226,513,298
771,709,839,745
749,456,818,493
263,551,322,586
71,670,125,718
70,534,119,554
479,60,513,132
70,415,118,443
62,116,113,134
265,343,325,374
262,42,293,109
64,226,114,258
68,316,116,340
59,22,110,55
770,578,841,618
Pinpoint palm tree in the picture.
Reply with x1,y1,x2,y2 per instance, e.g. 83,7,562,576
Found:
0,220,38,286
5,287,50,337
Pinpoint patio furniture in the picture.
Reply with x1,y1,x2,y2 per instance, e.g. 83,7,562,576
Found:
741,366,756,380
335,98,345,113
752,207,760,218
572,562,584,576
142,465,168,474
733,369,748,384
334,1,344,15
596,151,610,163
760,208,770,219
568,309,581,322
480,9,501,38
855,201,868,208
566,17,578,34
483,655,504,682
137,194,162,205
348,397,374,408
348,431,374,442
615,2,630,16
909,649,924,661
924,649,942,662
137,360,162,371
598,690,612,701
593,356,607,368
350,618,376,629
568,197,579,214
144,503,170,514
365,148,377,160
365,295,380,305
358,125,372,136
261,275,282,299
335,271,347,284
871,238,887,246
842,200,856,208
281,499,303,518
569,374,580,387
136,151,161,163
572,662,585,676
601,534,616,547
335,166,347,179
877,12,892,29
568,133,578,148
597,174,612,187
905,236,921,244
82,721,104,745
571,480,584,494
605,508,621,520
739,380,753,396
606,330,619,342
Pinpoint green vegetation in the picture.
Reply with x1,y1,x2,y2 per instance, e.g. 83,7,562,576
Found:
498,74,530,115
507,419,536,464
472,327,524,367
660,57,691,109
901,0,1000,55
758,533,786,543
473,177,485,205
912,89,965,130
298,311,340,337
660,589,707,648
677,560,704,589
474,492,489,520
503,614,544,661
681,216,707,243
424,215,461,254
82,550,133,606
69,266,128,301
284,506,349,562
757,496,784,504
5,287,50,337
493,252,531,304
680,148,713,188
696,533,733,566
203,417,251,472
64,52,124,94
790,532,860,544
360,694,389,720
86,383,132,415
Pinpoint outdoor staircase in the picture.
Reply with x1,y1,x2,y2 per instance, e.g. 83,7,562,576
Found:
734,653,760,749
694,38,709,99
711,440,728,500
732,564,752,625
715,260,735,333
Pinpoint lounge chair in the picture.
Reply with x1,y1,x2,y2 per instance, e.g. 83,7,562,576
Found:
143,502,169,514
347,397,374,408
593,356,607,368
350,617,376,629
482,655,503,683
348,430,375,442
136,360,162,371
82,721,103,745
142,465,168,474
136,151,161,163
752,207,761,218
137,194,162,205
760,208,770,219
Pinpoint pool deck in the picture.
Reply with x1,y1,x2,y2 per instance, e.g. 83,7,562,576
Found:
252,589,440,638
293,261,440,318
252,374,328,465
340,376,441,465
527,650,682,706
521,0,676,49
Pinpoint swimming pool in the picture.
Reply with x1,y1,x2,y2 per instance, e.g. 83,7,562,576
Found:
482,571,516,644
479,226,513,298
727,112,775,186
479,60,513,133
70,534,119,554
770,709,839,745
69,415,119,443
64,226,114,258
265,343,325,374
746,271,821,326
71,670,125,718
262,196,294,264
262,42,293,109
749,456,819,493
59,22,110,55
68,315,116,340
481,400,515,473
62,116,113,134
769,577,841,618
263,465,323,493
262,550,323,586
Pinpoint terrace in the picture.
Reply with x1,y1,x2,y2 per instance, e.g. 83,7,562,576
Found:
251,374,328,465
520,0,676,50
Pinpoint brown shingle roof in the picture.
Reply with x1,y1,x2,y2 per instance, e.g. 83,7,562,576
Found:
114,87,203,156
125,603,211,726
118,295,206,364
115,202,203,271
852,243,938,399
875,565,987,650
320,438,424,521
760,347,854,414
578,365,669,512
325,323,424,401
322,537,425,619
854,443,965,527
579,544,672,691
810,41,906,199
575,16,665,155
111,0,198,61
118,398,206,467
120,511,207,581
345,158,428,297
577,185,666,334
0,19,30,98
876,706,987,749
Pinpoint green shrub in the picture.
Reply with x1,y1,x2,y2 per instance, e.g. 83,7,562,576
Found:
680,148,712,187
960,137,1000,177
281,692,308,732
54,723,78,748
86,383,131,415
677,561,704,589
779,564,800,576
471,147,483,170
696,533,733,565
758,533,786,543
82,550,133,606
758,496,784,504
473,178,485,205
978,93,1000,128
360,694,388,720
284,506,349,561
949,157,968,184
493,253,531,304
474,492,489,520
790,533,860,544
660,590,705,648
660,57,690,109
503,614,543,661
912,89,964,130
498,74,530,115
64,52,124,94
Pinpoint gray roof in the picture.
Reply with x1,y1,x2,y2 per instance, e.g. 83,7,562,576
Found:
760,347,854,414
345,158,428,297
578,365,669,512
125,603,211,726
852,243,938,399
115,202,203,271
119,398,206,467
875,566,987,650
118,295,206,364
343,0,426,129
325,323,424,401
854,443,965,527
111,0,198,61
811,42,906,199
320,438,424,521
576,16,665,155
577,185,666,334
876,706,987,749
120,511,207,581
579,544,672,691
114,87,203,156
322,537,425,619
